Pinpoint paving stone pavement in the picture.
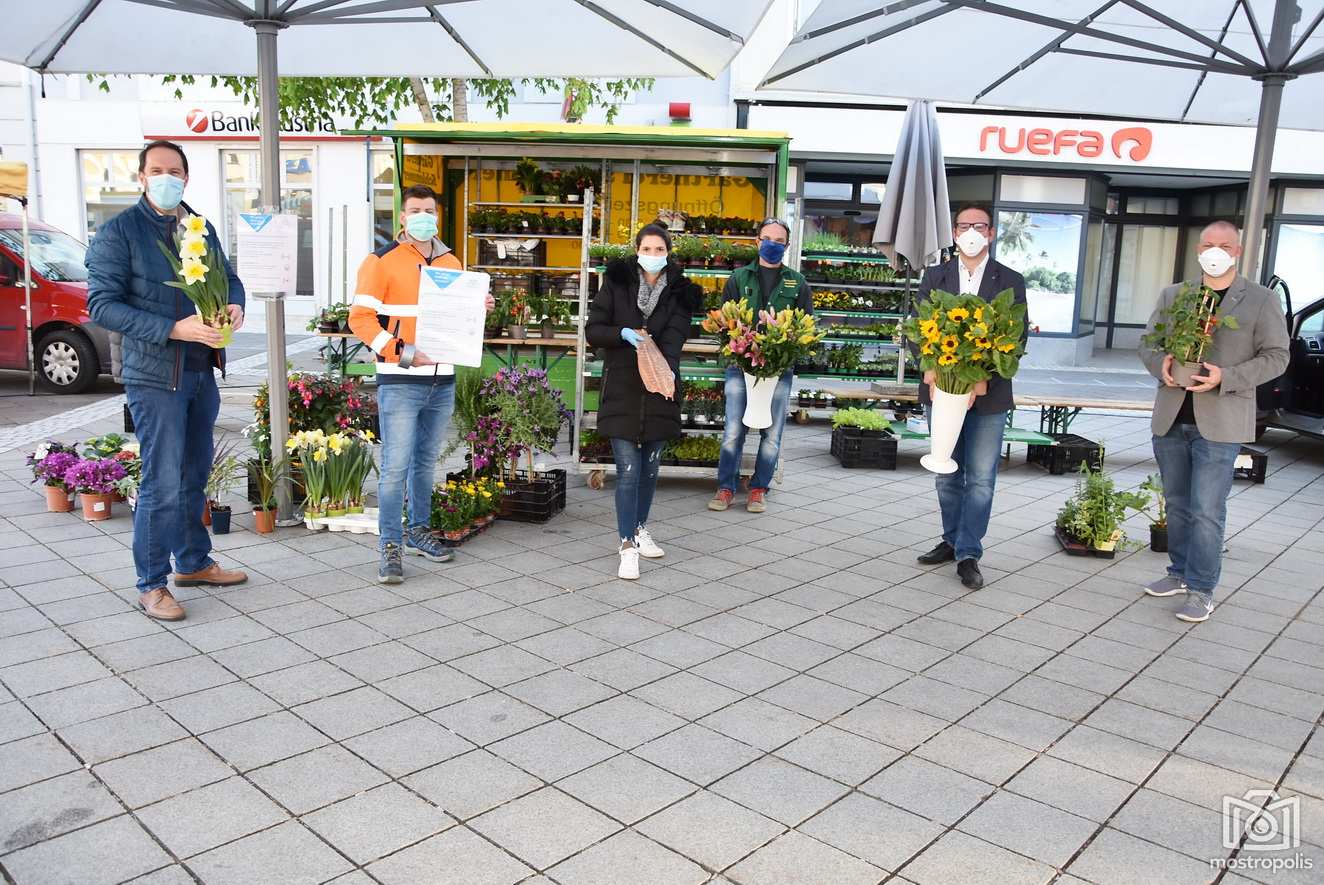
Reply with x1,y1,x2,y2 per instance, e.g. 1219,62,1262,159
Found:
0,389,1322,885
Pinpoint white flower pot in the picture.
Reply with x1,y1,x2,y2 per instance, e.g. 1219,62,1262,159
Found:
742,373,777,429
921,386,968,475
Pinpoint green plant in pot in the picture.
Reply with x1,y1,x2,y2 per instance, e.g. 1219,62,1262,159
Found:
1141,282,1239,388
540,294,571,337
252,453,288,534
205,438,243,534
1140,473,1168,552
1055,463,1148,554
514,157,544,200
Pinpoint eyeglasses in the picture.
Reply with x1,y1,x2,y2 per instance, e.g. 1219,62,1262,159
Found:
955,222,990,234
758,218,790,243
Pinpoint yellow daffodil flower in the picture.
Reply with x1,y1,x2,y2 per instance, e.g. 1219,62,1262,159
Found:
179,236,207,259
183,215,207,235
180,259,207,285
938,353,957,366
946,307,970,322
312,448,327,463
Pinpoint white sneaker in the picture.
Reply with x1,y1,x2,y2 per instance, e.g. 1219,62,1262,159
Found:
635,525,664,559
618,543,640,580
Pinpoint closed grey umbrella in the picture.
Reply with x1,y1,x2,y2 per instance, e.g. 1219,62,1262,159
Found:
872,100,952,270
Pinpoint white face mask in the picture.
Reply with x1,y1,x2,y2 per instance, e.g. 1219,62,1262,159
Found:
956,228,988,258
1198,246,1236,277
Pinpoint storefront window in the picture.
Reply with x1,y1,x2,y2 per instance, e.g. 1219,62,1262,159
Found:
1272,224,1324,305
1282,187,1324,216
372,150,396,250
1115,225,1179,326
1126,196,1178,215
804,181,852,201
222,149,314,297
80,150,140,239
995,210,1082,334
861,183,885,204
1079,219,1106,334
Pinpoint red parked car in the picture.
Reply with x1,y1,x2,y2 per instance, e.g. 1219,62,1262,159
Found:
0,214,111,393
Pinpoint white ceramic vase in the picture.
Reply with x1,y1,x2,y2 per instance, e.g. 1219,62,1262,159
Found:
742,373,777,429
921,386,967,474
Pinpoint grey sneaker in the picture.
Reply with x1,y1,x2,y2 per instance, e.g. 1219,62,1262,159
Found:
1177,593,1215,623
378,543,404,584
404,528,454,563
1144,575,1187,597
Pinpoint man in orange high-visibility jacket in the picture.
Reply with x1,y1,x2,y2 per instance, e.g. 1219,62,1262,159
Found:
349,183,494,584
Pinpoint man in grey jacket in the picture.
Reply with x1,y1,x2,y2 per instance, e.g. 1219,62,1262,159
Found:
1138,221,1289,623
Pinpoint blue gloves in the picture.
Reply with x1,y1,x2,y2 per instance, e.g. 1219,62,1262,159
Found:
621,328,641,348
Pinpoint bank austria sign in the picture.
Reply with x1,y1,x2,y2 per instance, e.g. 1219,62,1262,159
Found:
143,104,349,139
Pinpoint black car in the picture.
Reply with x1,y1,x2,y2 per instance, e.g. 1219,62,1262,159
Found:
1257,276,1324,440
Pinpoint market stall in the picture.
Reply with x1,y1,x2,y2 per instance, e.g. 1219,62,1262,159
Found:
357,122,808,486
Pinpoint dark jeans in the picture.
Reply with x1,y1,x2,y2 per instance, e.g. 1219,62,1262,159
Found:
377,380,455,546
931,406,1006,562
125,370,220,592
610,437,665,543
717,366,794,492
1152,422,1240,598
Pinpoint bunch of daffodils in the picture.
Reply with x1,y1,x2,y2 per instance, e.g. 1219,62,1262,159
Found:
287,428,377,517
157,214,233,347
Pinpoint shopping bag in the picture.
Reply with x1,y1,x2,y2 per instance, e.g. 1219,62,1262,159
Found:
636,332,675,400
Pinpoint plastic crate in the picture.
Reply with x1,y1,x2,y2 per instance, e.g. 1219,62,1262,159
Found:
448,467,567,523
830,426,897,469
123,403,134,434
1027,433,1103,475
1233,447,1267,484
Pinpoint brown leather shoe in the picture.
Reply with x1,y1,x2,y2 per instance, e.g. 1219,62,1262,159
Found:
173,562,248,587
139,588,185,621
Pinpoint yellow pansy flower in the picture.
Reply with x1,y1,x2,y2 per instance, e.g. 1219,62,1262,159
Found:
938,353,958,366
183,215,207,236
179,236,207,259
180,258,207,285
946,307,970,322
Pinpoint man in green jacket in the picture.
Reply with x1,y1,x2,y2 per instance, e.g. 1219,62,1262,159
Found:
709,218,813,513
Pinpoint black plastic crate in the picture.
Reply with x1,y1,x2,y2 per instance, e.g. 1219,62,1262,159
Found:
1027,433,1103,475
1233,447,1267,484
448,467,567,523
123,403,135,434
830,426,897,469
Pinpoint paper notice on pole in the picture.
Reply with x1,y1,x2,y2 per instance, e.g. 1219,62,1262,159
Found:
414,267,490,368
236,213,298,294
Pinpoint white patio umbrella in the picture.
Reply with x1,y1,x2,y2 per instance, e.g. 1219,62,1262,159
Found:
3,0,774,517
760,0,1324,275
872,100,951,271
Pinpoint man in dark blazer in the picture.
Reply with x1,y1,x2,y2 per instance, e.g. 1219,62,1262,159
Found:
912,205,1028,590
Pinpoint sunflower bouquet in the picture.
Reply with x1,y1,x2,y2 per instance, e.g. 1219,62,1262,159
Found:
157,214,233,347
903,289,1027,394
700,299,824,379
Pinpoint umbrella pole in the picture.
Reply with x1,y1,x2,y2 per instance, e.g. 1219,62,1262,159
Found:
253,16,294,523
22,198,34,395
1242,73,1289,281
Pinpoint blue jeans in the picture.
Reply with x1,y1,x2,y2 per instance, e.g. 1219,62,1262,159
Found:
610,437,665,543
376,381,455,546
717,366,794,492
1152,423,1240,599
932,406,1007,562
125,370,220,592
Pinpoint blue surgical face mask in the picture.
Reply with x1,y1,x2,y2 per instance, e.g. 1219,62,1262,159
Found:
404,212,438,242
146,174,185,211
758,239,787,265
637,253,668,274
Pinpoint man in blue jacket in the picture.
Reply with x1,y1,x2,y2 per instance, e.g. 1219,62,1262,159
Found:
87,140,248,621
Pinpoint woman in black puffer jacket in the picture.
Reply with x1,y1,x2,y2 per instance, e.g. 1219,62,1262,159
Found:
585,223,703,580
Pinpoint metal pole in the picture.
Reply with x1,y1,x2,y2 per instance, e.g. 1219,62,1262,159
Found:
21,199,34,395
572,187,593,464
1242,74,1289,281
252,14,294,522
341,204,348,303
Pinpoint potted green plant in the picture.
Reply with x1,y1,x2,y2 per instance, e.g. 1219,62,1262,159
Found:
515,157,545,201
499,289,530,338
541,294,570,338
1141,473,1167,552
1055,464,1149,557
252,453,288,534
206,440,243,534
1141,282,1240,387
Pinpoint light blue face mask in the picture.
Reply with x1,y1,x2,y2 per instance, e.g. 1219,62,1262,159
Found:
405,212,438,242
637,253,668,274
146,174,186,211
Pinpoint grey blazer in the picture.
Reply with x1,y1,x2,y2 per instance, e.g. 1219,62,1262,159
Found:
1138,276,1289,443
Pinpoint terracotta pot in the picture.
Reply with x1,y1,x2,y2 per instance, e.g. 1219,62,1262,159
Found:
443,529,467,541
254,508,276,534
202,502,211,526
81,493,113,521
44,485,74,512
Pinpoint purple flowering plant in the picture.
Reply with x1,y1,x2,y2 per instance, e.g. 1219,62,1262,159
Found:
29,443,81,489
62,458,127,496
